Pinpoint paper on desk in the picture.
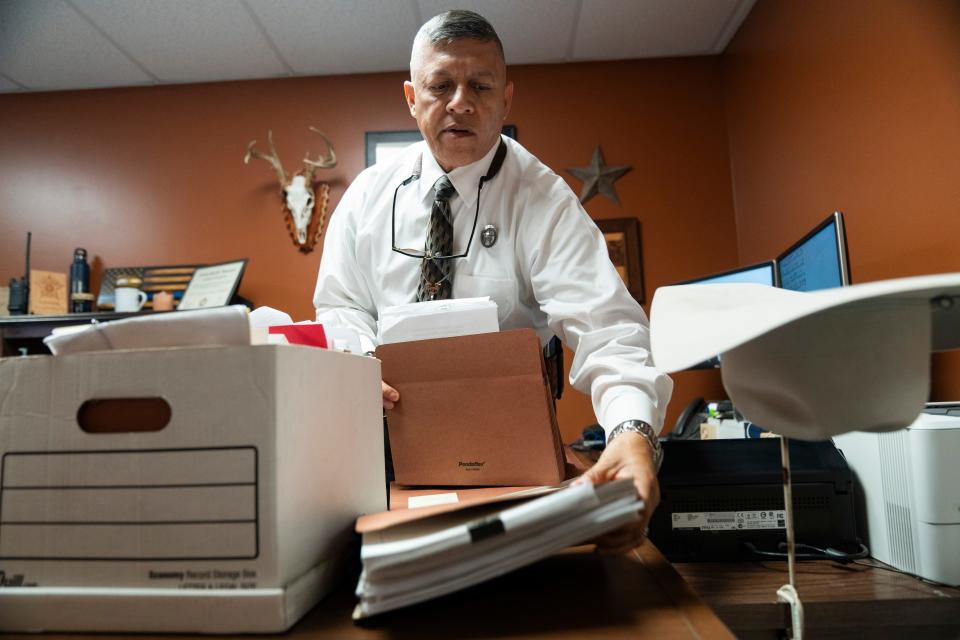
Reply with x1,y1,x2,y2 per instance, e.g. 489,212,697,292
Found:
650,273,960,440
43,305,251,355
377,297,499,345
354,479,642,617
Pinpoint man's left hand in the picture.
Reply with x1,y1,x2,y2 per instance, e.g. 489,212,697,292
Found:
576,431,660,554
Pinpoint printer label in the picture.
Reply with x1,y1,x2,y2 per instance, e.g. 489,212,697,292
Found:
672,510,786,531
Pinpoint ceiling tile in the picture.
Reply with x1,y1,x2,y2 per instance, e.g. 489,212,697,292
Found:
0,75,26,92
416,0,580,65
74,0,289,82
0,0,154,90
0,0,757,94
574,0,746,60
246,0,421,76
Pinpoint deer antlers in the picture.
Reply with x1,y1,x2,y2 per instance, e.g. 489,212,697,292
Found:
303,127,337,178
244,130,287,185
244,127,337,184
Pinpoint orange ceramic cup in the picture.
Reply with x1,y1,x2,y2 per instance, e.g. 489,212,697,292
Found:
152,290,174,312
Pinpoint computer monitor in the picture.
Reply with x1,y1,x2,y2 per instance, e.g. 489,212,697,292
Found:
671,261,778,369
675,260,779,287
777,211,851,292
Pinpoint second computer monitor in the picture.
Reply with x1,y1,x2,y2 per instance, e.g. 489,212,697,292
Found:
676,260,779,287
777,211,851,292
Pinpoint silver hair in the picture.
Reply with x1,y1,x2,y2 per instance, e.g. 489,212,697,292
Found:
410,10,504,77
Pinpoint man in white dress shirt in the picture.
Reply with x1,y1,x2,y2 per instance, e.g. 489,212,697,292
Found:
314,10,672,552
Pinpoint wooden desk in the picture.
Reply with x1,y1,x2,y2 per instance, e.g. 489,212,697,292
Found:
2,544,733,639
674,559,960,639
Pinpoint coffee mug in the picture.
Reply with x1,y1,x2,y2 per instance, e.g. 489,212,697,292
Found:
115,287,147,312
152,290,174,312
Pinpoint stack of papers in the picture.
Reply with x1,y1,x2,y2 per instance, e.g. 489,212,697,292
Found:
353,479,642,618
377,297,498,344
43,305,251,355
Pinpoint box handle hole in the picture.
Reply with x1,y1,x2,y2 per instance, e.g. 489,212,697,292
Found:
77,398,171,433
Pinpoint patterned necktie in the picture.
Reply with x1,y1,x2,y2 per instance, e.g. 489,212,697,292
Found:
418,176,457,301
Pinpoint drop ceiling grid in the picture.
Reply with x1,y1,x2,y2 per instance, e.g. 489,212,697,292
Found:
0,0,154,90
245,0,422,76
73,0,289,82
0,74,27,91
416,0,581,65
573,0,749,59
0,0,756,94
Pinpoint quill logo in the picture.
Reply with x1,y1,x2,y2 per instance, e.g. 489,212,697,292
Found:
458,461,485,471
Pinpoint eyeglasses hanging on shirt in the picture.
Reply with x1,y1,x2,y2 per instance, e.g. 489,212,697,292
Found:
391,140,508,299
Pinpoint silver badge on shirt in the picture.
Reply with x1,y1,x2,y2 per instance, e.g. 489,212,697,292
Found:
480,224,498,248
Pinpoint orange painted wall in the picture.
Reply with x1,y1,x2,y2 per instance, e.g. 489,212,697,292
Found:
723,0,960,399
0,58,737,441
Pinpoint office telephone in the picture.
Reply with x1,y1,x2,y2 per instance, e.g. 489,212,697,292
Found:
669,397,707,440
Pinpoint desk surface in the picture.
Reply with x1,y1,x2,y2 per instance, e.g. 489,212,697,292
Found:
2,544,733,640
675,558,960,639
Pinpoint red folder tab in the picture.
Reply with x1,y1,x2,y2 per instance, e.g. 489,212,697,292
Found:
268,324,328,348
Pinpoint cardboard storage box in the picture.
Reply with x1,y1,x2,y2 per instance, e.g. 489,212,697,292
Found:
0,344,385,633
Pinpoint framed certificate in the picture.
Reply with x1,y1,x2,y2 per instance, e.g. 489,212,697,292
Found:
177,259,247,310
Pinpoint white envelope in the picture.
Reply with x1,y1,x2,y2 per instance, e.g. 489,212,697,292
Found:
377,297,499,345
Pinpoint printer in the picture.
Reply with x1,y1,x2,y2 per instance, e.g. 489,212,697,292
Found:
649,438,861,561
833,408,960,586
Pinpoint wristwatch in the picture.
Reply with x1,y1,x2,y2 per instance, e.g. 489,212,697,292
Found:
607,419,663,470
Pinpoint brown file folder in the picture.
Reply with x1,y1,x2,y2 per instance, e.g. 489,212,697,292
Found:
377,329,566,486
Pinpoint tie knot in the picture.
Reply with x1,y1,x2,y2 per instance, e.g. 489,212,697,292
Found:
434,176,456,201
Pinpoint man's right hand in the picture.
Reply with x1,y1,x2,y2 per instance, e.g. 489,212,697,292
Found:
382,382,400,409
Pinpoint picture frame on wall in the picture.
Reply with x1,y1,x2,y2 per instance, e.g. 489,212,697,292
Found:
365,125,518,167
595,217,645,304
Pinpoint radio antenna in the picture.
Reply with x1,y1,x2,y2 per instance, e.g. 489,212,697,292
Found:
24,231,31,279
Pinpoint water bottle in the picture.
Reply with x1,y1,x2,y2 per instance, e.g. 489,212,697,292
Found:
69,248,92,313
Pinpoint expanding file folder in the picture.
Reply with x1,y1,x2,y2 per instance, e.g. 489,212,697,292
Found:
377,329,566,486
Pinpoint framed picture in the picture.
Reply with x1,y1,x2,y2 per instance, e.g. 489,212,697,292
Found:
365,125,518,167
178,259,248,311
97,264,203,310
595,217,645,304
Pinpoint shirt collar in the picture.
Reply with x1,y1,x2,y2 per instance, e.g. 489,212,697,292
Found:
418,137,501,208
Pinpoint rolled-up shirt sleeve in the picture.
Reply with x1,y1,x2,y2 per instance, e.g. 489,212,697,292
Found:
313,172,379,354
521,191,674,435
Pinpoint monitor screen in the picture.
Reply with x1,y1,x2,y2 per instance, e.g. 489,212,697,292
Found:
777,212,851,291
671,261,777,370
675,261,778,287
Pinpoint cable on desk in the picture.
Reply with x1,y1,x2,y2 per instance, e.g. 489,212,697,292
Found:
850,559,956,588
743,541,869,564
744,544,955,589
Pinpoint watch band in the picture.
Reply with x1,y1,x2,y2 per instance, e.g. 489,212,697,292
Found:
607,420,663,470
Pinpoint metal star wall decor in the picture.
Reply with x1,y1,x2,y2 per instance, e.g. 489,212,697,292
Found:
566,145,632,206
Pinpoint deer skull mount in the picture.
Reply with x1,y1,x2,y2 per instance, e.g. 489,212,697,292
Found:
244,127,337,254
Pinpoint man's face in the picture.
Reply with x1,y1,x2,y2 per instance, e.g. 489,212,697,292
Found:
404,38,513,172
